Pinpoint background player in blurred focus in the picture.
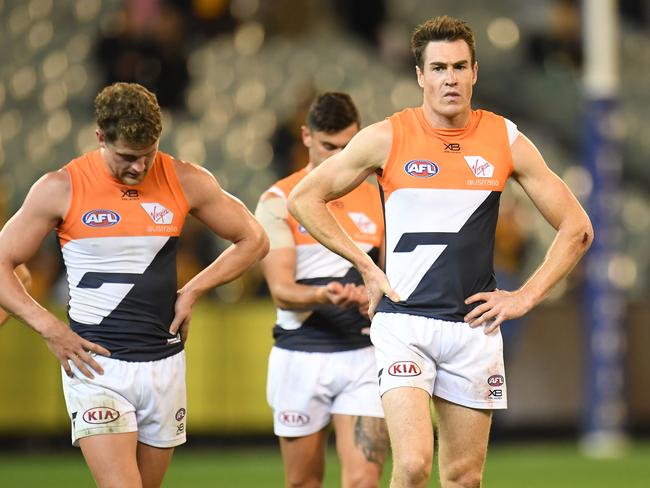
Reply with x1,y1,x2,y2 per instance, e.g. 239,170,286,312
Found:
0,82,268,488
256,92,389,487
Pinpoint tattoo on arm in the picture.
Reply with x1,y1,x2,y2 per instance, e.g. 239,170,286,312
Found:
354,416,390,465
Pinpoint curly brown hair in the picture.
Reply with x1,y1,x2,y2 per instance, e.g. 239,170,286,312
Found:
411,16,476,70
94,82,162,146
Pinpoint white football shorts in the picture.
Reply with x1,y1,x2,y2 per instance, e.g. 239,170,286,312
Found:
371,312,507,410
267,346,384,437
62,350,187,447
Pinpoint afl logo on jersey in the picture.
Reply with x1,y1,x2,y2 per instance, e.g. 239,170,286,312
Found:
487,374,505,387
82,209,121,227
404,160,439,178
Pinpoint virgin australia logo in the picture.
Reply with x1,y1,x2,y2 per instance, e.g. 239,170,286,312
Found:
141,203,174,224
464,156,494,177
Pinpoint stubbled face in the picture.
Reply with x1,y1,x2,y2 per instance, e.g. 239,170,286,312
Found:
416,39,477,127
97,130,158,185
301,123,359,167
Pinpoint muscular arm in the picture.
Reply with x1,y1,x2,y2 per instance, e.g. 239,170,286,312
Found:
0,264,32,327
288,121,399,316
465,132,594,331
170,162,269,339
256,195,360,310
0,171,110,376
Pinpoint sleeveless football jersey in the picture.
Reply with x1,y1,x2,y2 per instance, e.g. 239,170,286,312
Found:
376,107,516,321
266,168,383,352
57,149,189,361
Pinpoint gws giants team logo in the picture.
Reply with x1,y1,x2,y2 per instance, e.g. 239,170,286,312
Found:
388,361,421,377
487,374,505,387
83,406,120,424
82,209,120,227
404,160,439,178
141,202,174,224
278,411,310,427
464,156,494,178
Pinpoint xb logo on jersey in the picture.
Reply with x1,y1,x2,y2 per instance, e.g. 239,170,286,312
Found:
82,209,120,227
404,160,439,178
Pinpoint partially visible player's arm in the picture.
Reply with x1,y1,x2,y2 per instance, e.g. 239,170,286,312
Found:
256,194,360,310
288,120,399,316
0,264,32,327
0,171,110,377
170,162,269,340
465,132,593,332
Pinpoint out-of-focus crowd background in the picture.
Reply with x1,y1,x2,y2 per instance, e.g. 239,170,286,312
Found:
0,0,648,441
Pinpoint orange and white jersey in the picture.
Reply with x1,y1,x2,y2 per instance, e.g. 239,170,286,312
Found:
264,168,383,352
57,149,189,361
376,107,518,322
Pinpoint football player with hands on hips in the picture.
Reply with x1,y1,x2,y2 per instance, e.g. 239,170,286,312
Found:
289,16,593,488
0,82,268,488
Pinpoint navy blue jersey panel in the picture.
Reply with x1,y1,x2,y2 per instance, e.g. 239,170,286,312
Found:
377,191,501,321
70,237,183,361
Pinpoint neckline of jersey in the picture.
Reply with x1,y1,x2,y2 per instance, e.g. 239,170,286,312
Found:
414,106,481,140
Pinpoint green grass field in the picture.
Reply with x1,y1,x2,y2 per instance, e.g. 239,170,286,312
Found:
0,442,649,487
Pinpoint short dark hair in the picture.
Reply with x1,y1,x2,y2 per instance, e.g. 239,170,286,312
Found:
306,92,360,133
411,16,476,69
95,82,162,146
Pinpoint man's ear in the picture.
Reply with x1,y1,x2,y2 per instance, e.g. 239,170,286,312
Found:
301,125,312,149
96,128,106,147
416,65,425,89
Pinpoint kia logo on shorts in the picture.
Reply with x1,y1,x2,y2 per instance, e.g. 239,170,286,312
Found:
388,361,421,377
487,374,505,387
82,209,120,227
278,411,309,427
82,407,120,424
404,160,439,178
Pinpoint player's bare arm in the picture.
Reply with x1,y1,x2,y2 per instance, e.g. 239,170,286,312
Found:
0,264,31,327
355,240,387,318
465,132,593,332
261,247,362,310
257,194,363,311
289,120,399,316
0,171,110,377
169,161,269,341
